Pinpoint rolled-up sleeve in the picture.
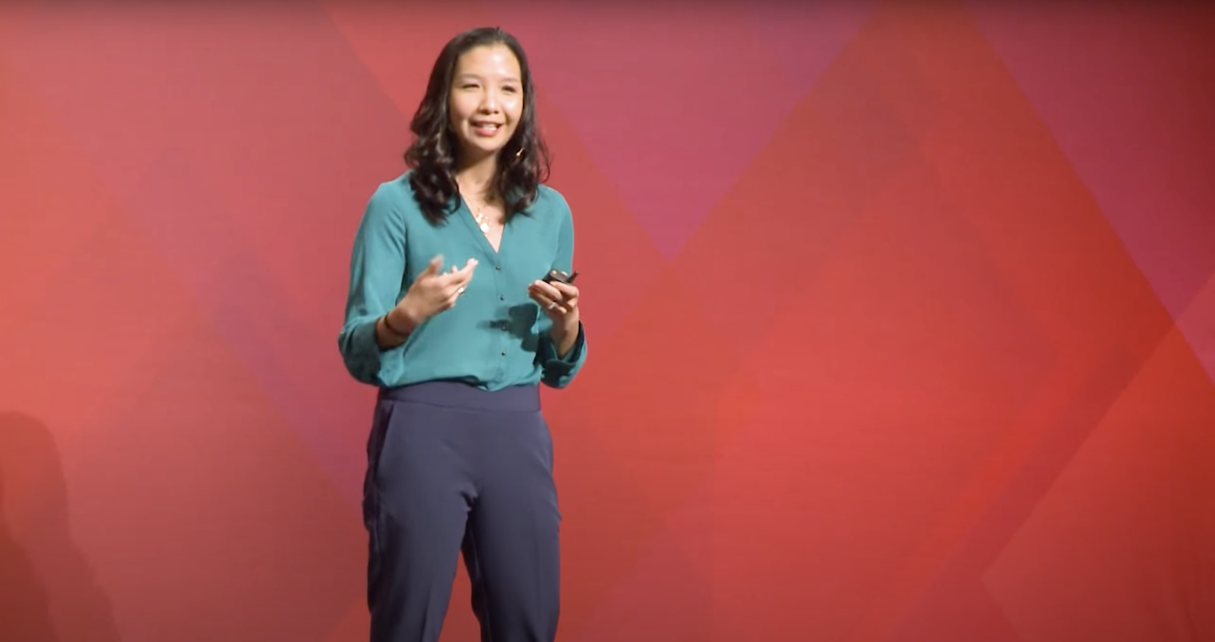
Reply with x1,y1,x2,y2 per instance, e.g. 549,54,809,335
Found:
537,201,587,388
337,184,406,386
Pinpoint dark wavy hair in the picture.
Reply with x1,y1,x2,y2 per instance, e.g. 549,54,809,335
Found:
404,27,551,224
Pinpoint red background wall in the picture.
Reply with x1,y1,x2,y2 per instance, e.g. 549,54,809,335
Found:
2,2,1213,641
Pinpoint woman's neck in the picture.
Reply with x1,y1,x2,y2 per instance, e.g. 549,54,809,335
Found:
454,153,498,200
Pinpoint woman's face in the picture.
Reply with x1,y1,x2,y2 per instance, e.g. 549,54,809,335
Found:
448,43,524,163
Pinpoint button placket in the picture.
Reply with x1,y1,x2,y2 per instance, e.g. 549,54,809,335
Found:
493,262,507,378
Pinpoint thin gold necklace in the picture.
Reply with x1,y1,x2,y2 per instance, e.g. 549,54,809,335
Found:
469,194,498,233
472,204,491,233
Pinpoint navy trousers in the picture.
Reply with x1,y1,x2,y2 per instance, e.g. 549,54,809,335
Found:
362,381,561,642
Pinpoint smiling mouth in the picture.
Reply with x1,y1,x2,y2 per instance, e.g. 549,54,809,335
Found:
472,122,503,135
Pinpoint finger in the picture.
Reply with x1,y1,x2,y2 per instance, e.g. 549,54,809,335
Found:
527,288,556,309
436,269,469,288
431,287,459,311
548,281,578,299
527,290,557,311
532,284,575,312
531,292,569,316
529,280,563,301
423,255,444,276
456,259,478,280
453,269,476,290
439,258,477,282
550,289,577,310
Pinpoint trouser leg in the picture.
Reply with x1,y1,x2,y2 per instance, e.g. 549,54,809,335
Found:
462,410,562,642
364,398,474,642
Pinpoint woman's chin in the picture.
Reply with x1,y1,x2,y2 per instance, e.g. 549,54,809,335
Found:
457,141,506,165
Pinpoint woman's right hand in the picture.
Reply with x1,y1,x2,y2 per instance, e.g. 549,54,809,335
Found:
391,255,478,331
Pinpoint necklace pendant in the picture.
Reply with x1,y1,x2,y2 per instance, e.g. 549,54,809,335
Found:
479,222,490,233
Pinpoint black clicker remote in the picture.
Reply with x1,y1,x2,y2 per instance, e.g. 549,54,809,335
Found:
541,269,578,285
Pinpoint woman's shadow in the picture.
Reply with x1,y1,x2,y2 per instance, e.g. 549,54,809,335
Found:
0,412,122,642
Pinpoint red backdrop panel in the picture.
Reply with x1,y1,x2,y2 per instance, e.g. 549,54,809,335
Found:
1,1,1212,641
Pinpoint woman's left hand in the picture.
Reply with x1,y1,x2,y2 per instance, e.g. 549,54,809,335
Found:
528,279,579,323
529,279,581,358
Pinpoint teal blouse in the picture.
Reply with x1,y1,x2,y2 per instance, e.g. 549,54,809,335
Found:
337,172,587,391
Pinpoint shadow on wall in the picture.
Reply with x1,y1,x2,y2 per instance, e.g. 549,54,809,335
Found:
0,412,123,642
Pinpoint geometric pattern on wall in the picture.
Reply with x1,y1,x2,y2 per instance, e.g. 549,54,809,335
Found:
1,1,1212,641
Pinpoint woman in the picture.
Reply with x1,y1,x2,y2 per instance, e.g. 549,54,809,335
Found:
337,27,586,642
